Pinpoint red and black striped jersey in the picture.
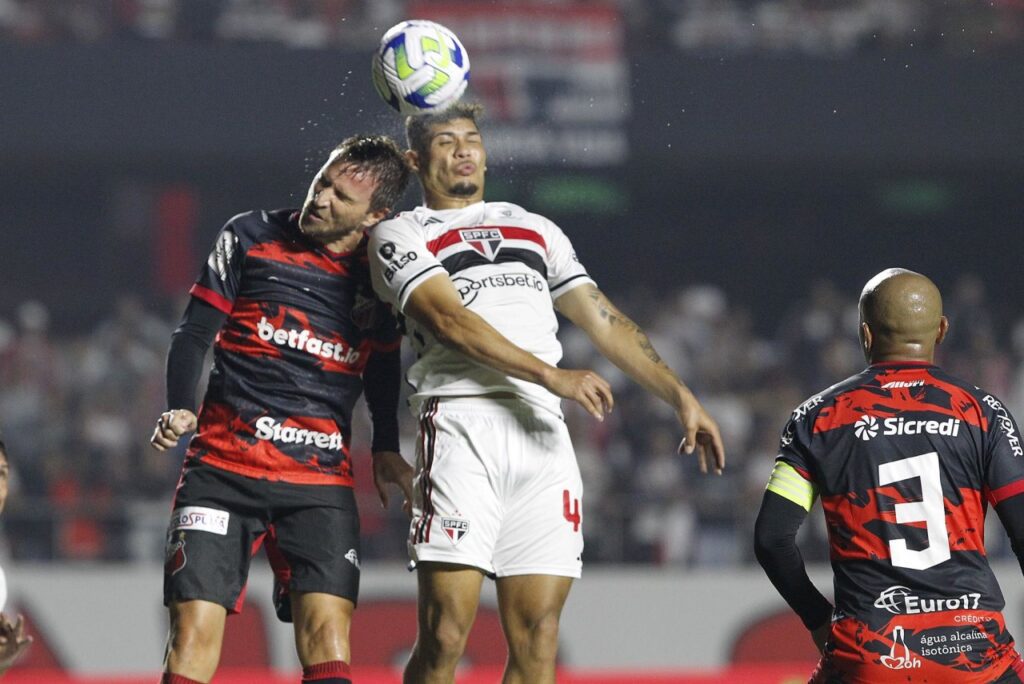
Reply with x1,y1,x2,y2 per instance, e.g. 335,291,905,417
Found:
778,361,1024,683
186,209,400,486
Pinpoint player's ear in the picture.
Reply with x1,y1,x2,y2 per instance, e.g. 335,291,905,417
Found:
362,207,390,229
860,321,873,358
936,315,949,346
405,149,421,173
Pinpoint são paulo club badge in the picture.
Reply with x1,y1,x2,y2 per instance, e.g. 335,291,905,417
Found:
441,517,470,545
460,229,503,260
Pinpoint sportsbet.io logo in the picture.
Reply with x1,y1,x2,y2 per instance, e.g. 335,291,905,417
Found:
855,414,879,441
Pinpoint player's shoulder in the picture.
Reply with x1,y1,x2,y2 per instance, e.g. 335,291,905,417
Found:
374,207,428,238
486,201,556,229
223,208,291,241
779,372,868,449
789,372,867,422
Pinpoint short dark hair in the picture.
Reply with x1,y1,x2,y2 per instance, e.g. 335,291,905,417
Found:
405,102,485,164
330,135,410,213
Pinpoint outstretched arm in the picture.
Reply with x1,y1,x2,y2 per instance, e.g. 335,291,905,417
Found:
554,284,724,472
403,273,613,420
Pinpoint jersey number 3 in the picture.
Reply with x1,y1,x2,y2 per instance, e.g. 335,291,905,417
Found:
878,452,951,570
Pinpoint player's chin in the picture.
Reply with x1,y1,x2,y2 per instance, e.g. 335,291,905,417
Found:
449,181,479,197
301,221,346,240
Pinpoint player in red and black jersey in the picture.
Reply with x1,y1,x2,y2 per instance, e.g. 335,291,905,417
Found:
149,136,412,684
755,268,1024,683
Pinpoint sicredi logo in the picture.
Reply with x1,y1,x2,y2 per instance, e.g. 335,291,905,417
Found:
854,415,879,441
256,317,359,364
854,415,961,441
170,506,230,536
254,417,344,451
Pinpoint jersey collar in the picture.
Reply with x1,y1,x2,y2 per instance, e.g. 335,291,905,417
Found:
869,360,937,369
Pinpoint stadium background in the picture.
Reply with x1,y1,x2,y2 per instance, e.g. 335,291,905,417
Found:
0,0,1022,681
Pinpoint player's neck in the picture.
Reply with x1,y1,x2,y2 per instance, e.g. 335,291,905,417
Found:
319,229,363,254
869,347,935,365
423,190,483,211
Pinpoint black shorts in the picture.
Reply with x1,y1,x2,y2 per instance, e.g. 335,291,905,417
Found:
163,460,360,613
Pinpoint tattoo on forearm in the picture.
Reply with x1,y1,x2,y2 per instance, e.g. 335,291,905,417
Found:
589,288,670,367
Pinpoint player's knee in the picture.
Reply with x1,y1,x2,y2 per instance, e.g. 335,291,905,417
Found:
506,613,560,665
297,617,348,658
420,619,471,661
168,618,221,659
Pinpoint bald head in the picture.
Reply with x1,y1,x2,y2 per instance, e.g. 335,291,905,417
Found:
859,268,947,363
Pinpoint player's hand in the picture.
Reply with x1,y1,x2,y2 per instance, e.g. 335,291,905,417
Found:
0,613,32,672
542,368,614,421
810,620,831,654
150,409,198,451
372,450,414,516
673,391,725,475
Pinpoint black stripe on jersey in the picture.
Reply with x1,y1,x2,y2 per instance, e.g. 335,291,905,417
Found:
440,248,548,279
551,273,590,295
398,264,446,304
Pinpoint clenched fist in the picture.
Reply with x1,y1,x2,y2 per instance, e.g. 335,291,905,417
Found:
150,409,198,451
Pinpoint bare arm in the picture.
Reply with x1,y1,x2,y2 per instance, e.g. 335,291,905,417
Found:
555,283,725,472
403,273,613,419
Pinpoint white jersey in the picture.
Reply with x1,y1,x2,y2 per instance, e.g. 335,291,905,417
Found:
368,201,594,415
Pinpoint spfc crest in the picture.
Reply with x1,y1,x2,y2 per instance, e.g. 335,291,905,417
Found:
441,517,470,545
459,229,503,260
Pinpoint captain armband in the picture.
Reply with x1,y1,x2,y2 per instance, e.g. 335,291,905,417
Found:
765,461,818,512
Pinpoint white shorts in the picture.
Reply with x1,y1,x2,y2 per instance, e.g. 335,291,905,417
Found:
408,396,584,578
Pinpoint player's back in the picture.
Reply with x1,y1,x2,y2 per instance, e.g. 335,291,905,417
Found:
780,361,1024,683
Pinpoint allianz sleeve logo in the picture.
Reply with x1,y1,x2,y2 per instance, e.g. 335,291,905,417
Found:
855,414,961,441
254,417,344,451
256,316,360,363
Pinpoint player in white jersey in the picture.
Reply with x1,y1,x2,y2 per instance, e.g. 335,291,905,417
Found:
368,103,726,684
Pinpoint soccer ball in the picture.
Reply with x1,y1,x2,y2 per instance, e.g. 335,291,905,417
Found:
371,19,470,115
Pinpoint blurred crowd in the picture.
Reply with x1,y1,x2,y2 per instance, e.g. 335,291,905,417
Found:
1,275,1022,566
0,0,1020,54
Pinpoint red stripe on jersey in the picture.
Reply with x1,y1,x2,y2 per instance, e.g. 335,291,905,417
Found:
792,465,812,481
216,300,365,375
426,226,547,255
189,404,353,486
814,370,987,434
988,479,1024,505
822,487,985,562
190,284,234,314
248,239,349,275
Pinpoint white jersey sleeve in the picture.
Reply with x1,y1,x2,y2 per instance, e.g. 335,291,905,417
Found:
542,216,594,300
368,214,446,313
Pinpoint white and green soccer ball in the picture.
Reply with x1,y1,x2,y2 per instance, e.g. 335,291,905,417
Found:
372,19,470,115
